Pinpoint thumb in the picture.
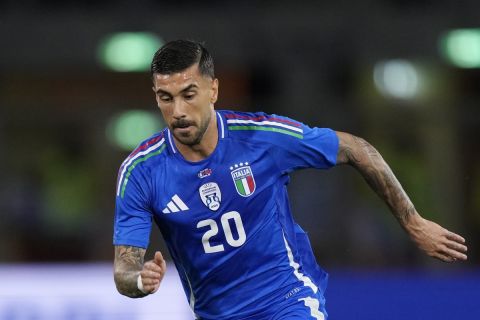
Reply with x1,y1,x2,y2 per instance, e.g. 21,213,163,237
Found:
154,251,165,266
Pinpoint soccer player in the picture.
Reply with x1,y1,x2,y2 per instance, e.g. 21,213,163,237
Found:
113,40,468,319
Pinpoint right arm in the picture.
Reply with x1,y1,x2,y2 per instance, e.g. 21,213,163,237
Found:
114,245,166,298
335,131,468,262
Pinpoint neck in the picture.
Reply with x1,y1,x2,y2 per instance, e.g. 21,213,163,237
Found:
174,110,218,162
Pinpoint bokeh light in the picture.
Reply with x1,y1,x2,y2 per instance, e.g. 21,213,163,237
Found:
106,110,164,151
440,28,480,68
98,32,163,72
373,59,421,100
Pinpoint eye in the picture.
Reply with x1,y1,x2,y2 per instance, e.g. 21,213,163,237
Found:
184,92,196,100
159,95,172,102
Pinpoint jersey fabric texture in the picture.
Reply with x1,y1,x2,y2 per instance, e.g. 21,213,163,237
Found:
114,110,339,319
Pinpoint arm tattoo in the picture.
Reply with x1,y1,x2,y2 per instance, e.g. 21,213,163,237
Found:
114,245,147,298
338,134,416,227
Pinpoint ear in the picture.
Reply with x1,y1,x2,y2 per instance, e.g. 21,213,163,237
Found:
211,78,219,104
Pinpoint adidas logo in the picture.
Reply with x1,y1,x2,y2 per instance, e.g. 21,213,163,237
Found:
162,194,189,213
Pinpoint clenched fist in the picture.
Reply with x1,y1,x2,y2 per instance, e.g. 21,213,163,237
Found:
138,251,167,294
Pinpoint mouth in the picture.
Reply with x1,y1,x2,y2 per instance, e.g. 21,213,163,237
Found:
176,123,191,129
174,126,192,135
172,120,195,134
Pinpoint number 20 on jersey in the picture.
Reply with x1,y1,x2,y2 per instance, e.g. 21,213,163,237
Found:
196,211,246,253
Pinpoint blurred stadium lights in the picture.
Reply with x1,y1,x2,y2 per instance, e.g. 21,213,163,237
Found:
440,28,480,68
97,32,163,72
373,59,422,100
106,109,164,151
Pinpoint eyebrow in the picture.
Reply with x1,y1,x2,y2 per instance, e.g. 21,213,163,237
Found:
155,83,199,95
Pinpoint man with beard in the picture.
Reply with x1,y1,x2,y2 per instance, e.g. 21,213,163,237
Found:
113,40,468,320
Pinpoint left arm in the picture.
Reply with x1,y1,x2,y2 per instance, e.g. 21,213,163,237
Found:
335,131,468,262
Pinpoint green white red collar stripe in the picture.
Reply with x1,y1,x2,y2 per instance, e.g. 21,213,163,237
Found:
225,113,301,127
226,118,303,133
225,114,303,138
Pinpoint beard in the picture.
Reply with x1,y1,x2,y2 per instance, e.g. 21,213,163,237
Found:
171,111,212,146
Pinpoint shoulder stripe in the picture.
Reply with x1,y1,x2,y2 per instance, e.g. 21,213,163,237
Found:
226,119,303,133
228,125,303,139
116,138,165,197
125,135,163,162
116,135,164,188
224,114,302,128
119,144,166,198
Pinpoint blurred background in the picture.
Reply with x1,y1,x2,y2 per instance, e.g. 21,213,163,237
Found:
0,0,479,319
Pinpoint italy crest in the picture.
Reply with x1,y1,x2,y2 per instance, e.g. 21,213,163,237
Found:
230,162,256,197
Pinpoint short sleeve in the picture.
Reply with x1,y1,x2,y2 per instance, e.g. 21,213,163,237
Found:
270,120,339,173
113,163,153,249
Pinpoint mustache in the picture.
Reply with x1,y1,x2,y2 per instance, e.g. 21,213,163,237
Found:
172,119,195,129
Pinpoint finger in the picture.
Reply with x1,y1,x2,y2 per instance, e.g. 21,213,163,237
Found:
440,246,468,261
154,251,166,268
143,261,163,273
151,284,160,294
149,281,161,294
142,277,160,286
445,232,465,244
143,282,160,293
141,269,162,280
433,252,454,263
138,274,160,294
445,240,468,253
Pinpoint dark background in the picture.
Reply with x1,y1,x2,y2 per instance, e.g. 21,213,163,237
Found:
1,0,478,273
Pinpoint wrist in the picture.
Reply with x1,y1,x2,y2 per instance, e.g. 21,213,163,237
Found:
137,274,149,294
403,212,425,235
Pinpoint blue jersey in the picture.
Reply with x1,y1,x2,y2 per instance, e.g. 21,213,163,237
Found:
114,110,339,319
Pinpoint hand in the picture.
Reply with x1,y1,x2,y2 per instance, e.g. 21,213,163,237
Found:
139,251,167,293
407,216,468,262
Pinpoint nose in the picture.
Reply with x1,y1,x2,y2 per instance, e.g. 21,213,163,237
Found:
172,98,187,119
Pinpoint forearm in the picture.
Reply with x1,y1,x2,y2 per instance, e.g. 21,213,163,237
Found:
114,246,148,298
336,131,468,262
337,133,418,229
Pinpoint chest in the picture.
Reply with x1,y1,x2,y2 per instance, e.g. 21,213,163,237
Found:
151,142,279,225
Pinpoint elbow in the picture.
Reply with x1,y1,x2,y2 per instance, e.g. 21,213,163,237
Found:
349,137,381,167
336,132,378,166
